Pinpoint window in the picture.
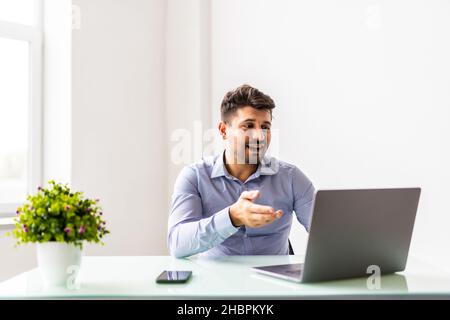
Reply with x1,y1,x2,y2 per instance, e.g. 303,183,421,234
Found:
0,0,42,217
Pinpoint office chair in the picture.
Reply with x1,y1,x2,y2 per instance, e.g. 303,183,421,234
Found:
288,239,294,255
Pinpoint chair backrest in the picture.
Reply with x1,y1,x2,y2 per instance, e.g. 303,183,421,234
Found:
288,239,294,255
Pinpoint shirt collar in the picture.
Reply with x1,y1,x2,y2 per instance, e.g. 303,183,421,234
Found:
210,150,279,179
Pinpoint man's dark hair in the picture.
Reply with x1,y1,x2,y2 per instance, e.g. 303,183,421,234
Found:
220,84,275,122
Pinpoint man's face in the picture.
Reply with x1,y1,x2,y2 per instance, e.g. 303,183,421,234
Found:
221,106,272,164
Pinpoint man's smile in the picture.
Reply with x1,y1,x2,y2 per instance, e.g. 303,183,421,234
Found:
245,142,265,151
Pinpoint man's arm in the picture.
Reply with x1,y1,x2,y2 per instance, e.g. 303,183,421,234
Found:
167,166,239,258
292,166,316,232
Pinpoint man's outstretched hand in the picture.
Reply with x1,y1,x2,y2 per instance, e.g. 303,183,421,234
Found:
229,190,283,228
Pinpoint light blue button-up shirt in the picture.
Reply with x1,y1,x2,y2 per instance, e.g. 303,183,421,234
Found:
168,151,315,258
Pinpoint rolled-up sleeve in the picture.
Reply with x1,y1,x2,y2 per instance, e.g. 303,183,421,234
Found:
167,166,238,258
292,166,316,232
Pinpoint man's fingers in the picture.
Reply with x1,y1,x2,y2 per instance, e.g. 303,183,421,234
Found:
240,190,260,201
252,214,276,226
249,203,275,214
251,209,284,226
251,214,273,225
275,210,283,218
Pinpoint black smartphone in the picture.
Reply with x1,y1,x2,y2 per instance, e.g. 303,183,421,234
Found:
155,270,192,283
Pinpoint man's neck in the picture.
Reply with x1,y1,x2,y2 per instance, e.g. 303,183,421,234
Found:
223,150,258,183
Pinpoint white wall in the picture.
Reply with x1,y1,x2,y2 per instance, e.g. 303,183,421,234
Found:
0,0,72,282
71,0,168,256
210,0,450,269
165,0,212,203
1,0,169,282
43,0,72,185
0,229,36,283
2,0,449,282
2,0,211,282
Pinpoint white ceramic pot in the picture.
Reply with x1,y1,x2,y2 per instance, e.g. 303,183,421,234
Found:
36,242,82,287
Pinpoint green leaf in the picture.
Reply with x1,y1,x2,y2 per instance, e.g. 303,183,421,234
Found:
9,180,110,247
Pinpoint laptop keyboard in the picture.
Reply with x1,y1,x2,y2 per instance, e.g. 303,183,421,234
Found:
257,263,304,275
284,264,303,275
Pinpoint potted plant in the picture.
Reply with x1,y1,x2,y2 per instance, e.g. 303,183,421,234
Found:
7,180,110,287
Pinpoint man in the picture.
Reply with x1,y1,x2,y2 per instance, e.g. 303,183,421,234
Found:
168,84,315,258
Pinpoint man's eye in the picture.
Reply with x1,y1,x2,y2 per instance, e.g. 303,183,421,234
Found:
262,126,271,130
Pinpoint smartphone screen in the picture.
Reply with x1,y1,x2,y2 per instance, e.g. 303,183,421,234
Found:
156,270,192,283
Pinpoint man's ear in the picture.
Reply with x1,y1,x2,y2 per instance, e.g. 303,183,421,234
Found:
218,121,228,140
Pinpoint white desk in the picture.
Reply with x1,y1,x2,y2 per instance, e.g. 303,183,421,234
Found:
1,255,450,299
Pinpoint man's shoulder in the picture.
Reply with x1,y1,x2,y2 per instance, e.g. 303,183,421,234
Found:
274,158,298,171
178,155,217,177
267,157,312,184
174,155,218,192
264,156,301,173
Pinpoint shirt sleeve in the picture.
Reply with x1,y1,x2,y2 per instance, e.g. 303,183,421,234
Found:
292,166,316,232
167,166,239,258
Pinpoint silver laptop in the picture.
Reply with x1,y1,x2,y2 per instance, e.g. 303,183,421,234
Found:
252,188,421,283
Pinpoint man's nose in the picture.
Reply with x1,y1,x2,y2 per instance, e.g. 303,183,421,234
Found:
250,128,265,142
